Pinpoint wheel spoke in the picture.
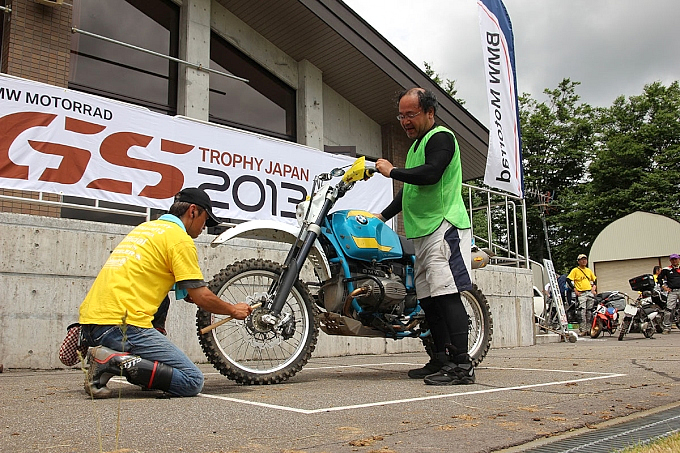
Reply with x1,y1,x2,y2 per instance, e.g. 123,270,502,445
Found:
203,264,314,376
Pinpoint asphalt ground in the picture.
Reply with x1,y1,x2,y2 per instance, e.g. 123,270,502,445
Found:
1,330,679,453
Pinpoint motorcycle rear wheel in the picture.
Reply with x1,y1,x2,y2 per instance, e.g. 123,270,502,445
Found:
197,258,319,385
421,284,493,366
618,317,631,341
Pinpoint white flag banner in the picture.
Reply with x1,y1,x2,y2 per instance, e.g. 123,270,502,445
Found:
478,0,524,198
0,74,393,225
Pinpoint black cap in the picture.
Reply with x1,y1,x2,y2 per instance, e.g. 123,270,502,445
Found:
177,188,220,227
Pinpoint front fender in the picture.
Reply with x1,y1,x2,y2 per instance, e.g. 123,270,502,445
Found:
210,220,331,282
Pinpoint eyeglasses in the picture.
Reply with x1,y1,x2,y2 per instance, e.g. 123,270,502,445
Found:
396,110,422,121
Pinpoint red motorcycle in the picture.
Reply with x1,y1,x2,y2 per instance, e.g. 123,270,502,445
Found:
590,292,624,338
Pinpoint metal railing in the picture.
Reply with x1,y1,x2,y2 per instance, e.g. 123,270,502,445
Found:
463,183,530,268
1,183,531,268
0,192,152,220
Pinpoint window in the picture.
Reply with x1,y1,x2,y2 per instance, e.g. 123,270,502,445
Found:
209,33,296,141
69,0,179,115
64,0,179,225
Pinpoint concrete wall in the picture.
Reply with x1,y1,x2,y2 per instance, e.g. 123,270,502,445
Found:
209,0,383,156
323,84,383,159
0,213,534,369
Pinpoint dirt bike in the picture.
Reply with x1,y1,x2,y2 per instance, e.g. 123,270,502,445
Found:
196,156,493,384
619,274,666,340
617,291,664,340
589,291,625,338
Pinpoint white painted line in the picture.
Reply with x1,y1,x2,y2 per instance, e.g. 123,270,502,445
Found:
200,362,437,376
304,362,420,370
197,369,627,415
199,392,313,414
483,366,618,375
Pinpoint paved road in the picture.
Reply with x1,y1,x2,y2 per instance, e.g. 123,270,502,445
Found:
1,331,679,453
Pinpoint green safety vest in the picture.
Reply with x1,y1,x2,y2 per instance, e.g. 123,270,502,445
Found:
402,126,471,238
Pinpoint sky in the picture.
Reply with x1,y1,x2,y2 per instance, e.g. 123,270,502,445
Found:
342,0,680,126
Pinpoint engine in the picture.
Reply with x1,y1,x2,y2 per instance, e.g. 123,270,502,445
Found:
318,263,417,315
357,273,407,312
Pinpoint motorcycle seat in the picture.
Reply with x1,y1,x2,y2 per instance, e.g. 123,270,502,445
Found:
399,236,415,256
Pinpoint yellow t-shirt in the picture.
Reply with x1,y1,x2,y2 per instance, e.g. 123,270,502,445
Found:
567,266,596,292
79,219,204,328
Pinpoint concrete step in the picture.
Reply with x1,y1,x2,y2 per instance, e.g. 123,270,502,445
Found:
535,333,561,344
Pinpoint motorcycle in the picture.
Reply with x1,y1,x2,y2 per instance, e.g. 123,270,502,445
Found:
195,156,493,384
589,291,625,338
653,287,680,330
619,274,665,341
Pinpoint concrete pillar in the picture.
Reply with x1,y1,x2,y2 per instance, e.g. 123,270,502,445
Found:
297,59,323,150
179,0,210,120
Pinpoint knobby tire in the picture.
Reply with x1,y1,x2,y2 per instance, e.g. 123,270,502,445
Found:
618,316,631,341
197,259,319,385
421,284,493,366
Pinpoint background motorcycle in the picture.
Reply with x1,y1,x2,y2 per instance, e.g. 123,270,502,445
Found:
589,291,625,338
618,274,666,340
196,157,493,384
617,291,663,340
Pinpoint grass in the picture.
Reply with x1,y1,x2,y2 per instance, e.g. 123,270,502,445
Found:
617,431,680,452
79,314,129,453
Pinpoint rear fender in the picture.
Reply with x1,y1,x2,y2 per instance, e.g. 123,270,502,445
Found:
210,220,331,282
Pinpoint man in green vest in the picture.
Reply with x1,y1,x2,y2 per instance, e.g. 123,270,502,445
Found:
375,88,474,385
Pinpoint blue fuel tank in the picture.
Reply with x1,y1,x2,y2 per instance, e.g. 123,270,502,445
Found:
328,210,403,262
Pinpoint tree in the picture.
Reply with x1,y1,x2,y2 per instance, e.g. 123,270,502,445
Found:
581,81,680,228
423,62,466,105
521,80,680,273
518,79,595,272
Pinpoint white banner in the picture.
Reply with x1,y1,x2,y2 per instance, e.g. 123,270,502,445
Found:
0,74,393,225
478,0,524,198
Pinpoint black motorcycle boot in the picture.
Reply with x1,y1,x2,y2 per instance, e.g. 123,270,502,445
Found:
408,352,445,379
85,346,174,398
424,347,475,386
122,356,173,393
84,346,132,398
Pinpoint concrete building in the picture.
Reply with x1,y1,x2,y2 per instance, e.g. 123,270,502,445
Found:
589,211,680,299
0,0,536,369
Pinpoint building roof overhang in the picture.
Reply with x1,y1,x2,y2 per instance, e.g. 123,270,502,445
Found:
216,0,489,180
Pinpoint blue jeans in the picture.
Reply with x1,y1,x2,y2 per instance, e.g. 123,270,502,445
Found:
81,324,204,397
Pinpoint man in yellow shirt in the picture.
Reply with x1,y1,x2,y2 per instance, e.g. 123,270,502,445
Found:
80,188,252,398
567,254,597,336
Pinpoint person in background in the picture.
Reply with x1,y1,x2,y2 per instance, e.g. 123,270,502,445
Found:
567,254,597,336
375,87,475,386
79,188,253,398
657,254,680,334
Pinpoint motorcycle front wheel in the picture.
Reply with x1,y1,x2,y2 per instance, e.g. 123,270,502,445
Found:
590,318,603,338
197,258,319,385
422,284,493,366
618,316,631,341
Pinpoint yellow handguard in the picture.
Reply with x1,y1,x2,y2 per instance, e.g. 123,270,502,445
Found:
342,156,375,183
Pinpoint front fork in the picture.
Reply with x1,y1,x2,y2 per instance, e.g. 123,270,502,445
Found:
262,198,333,325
